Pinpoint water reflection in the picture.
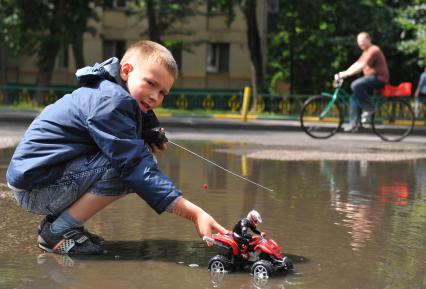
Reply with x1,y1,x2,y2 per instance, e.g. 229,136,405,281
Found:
0,140,425,289
208,271,288,289
328,159,424,252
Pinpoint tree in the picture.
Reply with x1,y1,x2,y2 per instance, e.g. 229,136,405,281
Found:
134,0,201,46
0,0,99,104
268,0,421,94
207,0,265,98
239,0,265,95
66,1,99,69
218,0,265,94
396,2,426,66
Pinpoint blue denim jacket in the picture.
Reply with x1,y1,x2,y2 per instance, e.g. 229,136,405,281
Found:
6,58,182,214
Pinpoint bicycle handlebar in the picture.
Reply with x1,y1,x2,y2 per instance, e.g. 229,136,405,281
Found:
334,74,344,87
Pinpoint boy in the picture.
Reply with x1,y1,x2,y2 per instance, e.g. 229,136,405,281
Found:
6,40,226,255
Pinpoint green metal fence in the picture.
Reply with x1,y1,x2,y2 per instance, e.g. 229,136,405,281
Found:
0,84,72,107
0,84,311,118
1,84,425,123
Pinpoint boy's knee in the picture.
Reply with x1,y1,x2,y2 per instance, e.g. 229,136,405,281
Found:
13,190,54,215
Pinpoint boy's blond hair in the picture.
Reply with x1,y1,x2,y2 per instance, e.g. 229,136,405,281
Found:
121,40,178,80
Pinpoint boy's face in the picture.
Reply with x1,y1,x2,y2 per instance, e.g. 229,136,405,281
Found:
120,59,174,113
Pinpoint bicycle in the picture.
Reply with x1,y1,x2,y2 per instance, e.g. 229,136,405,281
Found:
299,76,415,142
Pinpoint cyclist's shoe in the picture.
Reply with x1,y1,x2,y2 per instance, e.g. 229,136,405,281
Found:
361,111,374,124
38,215,105,246
37,223,105,255
343,121,358,132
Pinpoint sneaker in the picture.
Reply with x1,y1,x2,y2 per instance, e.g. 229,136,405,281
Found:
38,215,105,245
361,111,374,124
343,121,358,132
37,223,105,255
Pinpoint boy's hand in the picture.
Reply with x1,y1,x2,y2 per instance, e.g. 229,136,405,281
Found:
148,140,168,154
142,127,168,152
194,210,227,240
170,197,227,244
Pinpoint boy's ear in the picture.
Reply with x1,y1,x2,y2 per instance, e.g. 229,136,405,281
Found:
120,63,133,81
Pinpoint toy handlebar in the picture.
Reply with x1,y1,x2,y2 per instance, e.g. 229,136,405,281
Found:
202,236,214,243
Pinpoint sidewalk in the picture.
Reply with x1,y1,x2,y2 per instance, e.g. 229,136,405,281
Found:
0,109,425,136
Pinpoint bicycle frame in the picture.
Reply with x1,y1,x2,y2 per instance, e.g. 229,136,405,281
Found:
319,81,351,119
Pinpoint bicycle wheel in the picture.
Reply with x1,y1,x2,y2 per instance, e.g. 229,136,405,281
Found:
372,98,414,142
300,95,342,139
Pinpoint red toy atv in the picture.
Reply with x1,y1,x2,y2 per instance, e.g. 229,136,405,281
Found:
203,230,293,278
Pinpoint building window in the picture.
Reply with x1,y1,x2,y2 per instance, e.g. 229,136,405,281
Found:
268,0,279,13
56,47,68,69
103,40,126,60
114,0,127,8
104,0,127,9
206,43,229,74
207,0,226,15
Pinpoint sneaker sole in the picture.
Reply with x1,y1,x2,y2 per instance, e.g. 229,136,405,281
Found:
38,243,54,253
38,242,105,255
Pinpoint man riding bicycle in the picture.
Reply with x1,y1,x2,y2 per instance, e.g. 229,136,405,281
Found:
337,32,389,132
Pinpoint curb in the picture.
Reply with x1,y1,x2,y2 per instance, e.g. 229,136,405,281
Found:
0,111,40,123
0,110,425,136
158,116,302,132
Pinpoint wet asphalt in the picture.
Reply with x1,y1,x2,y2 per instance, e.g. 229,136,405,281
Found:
0,112,425,161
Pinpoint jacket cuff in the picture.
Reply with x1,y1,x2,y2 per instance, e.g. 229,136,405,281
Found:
165,196,183,213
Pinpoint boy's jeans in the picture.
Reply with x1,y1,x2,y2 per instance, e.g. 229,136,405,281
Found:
13,151,131,216
349,74,386,124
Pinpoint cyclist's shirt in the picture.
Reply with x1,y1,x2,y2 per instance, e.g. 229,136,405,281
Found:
358,44,389,83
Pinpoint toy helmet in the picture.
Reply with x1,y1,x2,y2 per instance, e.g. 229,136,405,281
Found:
247,210,262,226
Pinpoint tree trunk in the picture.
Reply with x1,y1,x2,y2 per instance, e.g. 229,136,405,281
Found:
0,46,7,104
241,0,264,96
35,0,65,105
145,0,162,44
289,33,295,95
72,33,85,69
0,46,7,85
35,44,60,105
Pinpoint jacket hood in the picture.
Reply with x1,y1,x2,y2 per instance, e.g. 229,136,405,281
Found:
75,57,124,87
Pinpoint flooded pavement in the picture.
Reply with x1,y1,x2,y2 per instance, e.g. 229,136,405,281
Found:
0,127,426,289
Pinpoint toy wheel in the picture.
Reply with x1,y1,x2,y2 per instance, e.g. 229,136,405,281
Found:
283,256,293,270
251,260,273,279
208,255,232,273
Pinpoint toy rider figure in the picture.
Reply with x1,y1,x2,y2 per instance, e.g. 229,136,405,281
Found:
233,210,263,258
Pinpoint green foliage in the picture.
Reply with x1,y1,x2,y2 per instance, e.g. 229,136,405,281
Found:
0,1,98,63
395,3,426,66
0,0,50,54
0,0,99,87
267,0,421,94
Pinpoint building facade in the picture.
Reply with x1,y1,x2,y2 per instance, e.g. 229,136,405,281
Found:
2,1,272,91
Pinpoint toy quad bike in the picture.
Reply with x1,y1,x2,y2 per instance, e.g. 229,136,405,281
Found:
203,230,293,278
